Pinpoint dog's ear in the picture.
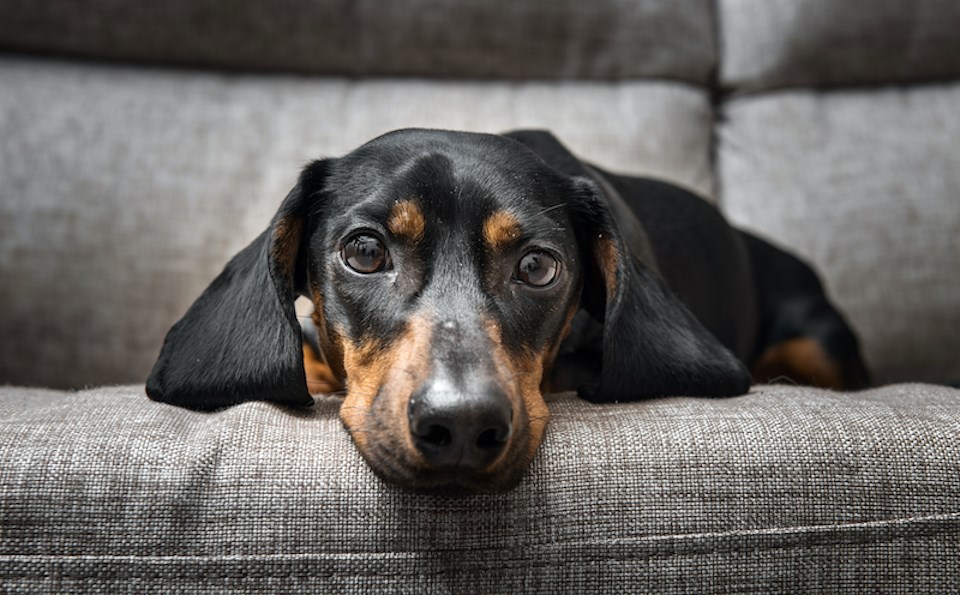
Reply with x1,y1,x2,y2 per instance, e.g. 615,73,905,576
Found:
567,178,751,402
146,161,331,411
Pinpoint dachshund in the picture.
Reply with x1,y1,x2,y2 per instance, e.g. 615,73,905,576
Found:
147,129,869,491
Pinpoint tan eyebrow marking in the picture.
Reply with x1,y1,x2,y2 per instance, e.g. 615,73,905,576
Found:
387,200,426,242
482,211,521,250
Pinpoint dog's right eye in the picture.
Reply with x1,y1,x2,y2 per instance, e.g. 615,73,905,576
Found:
341,233,390,274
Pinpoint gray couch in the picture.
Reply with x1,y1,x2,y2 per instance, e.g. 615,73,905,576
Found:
1,0,959,592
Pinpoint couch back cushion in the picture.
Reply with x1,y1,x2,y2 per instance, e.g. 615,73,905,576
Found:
0,57,714,389
718,84,960,384
0,0,715,83
719,0,960,92
717,0,960,384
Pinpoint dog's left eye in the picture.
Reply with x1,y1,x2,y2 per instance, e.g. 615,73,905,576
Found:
515,250,560,287
342,233,390,273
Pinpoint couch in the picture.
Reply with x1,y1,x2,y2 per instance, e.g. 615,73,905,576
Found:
1,0,958,591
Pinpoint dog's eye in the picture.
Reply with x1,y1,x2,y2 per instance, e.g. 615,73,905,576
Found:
342,233,390,273
515,250,560,287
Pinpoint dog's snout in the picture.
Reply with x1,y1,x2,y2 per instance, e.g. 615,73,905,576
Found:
408,381,512,471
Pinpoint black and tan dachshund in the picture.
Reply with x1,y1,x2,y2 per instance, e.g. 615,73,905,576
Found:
147,129,869,490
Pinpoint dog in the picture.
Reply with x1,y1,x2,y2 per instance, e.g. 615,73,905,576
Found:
146,129,869,491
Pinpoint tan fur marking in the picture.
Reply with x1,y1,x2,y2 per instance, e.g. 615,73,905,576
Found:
339,317,433,453
310,289,346,381
273,217,302,254
387,200,426,242
271,217,303,282
595,234,619,296
751,337,846,390
483,318,550,466
302,344,343,395
483,211,521,250
338,338,389,450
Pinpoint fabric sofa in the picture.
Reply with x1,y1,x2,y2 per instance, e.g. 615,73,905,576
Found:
1,0,958,591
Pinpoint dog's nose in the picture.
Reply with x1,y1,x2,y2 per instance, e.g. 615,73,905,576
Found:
408,381,512,471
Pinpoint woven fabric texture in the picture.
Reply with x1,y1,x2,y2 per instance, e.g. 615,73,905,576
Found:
718,83,960,385
0,0,715,82
0,56,714,390
2,384,959,592
719,0,960,91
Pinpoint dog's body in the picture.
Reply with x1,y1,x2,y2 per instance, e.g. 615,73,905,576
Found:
147,129,868,490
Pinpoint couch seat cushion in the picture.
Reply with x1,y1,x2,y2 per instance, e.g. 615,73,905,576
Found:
2,384,959,592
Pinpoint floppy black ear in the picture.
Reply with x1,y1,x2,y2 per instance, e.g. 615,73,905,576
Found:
146,161,330,411
569,179,751,402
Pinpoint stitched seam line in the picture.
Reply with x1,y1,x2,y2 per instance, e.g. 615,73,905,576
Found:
2,511,958,573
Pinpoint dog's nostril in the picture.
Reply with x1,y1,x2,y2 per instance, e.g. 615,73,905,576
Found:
421,424,453,448
476,427,508,451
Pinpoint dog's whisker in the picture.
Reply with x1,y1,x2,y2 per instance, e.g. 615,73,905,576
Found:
506,370,531,383
767,375,800,386
537,202,567,216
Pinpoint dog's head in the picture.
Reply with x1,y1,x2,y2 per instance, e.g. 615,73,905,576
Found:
147,129,748,491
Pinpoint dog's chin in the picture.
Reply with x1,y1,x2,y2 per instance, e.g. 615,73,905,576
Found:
375,465,530,494
374,463,532,494
353,435,539,493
